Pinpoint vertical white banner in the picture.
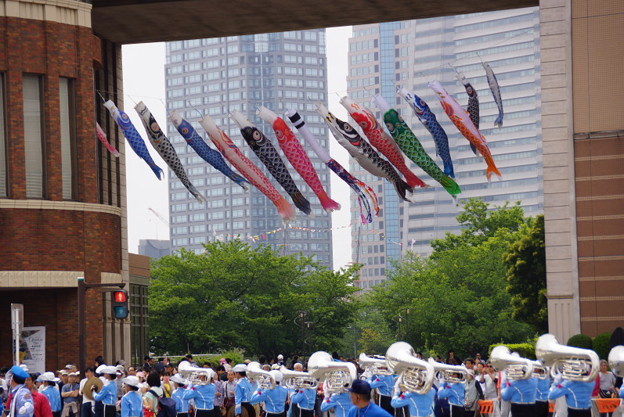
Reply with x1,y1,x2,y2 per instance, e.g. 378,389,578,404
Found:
20,326,46,374
11,303,23,366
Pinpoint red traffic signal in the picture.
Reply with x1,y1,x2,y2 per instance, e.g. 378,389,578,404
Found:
112,290,128,319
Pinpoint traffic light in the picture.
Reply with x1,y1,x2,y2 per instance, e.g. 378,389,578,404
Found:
112,290,128,319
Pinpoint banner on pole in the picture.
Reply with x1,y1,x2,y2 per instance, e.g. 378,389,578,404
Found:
20,326,46,374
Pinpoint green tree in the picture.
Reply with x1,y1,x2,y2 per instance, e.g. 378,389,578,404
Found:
431,199,525,253
503,215,547,333
363,199,535,357
149,240,359,356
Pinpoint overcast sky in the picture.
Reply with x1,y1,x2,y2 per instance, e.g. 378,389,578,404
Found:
121,26,353,270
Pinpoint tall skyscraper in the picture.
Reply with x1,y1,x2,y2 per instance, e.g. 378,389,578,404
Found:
165,30,333,267
347,7,542,289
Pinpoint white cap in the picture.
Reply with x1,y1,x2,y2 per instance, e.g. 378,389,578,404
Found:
170,374,187,385
69,372,80,377
271,364,280,370
269,370,283,383
101,366,118,375
96,364,107,375
123,376,140,388
277,354,284,360
40,372,60,382
232,364,247,373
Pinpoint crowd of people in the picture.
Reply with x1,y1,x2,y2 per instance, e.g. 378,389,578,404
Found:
1,350,622,417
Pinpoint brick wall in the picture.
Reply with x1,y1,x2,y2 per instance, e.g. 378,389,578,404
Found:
0,12,124,370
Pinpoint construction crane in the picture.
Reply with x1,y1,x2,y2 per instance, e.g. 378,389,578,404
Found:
148,207,169,226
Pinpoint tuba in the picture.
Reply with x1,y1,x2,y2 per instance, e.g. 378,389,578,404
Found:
490,346,535,380
535,333,599,382
531,361,550,380
308,351,357,394
608,345,624,377
280,366,318,390
247,362,276,390
427,358,468,384
358,352,392,376
385,342,434,394
178,361,215,385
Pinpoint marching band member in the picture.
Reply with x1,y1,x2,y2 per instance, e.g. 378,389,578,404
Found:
368,373,395,415
320,389,353,417
233,364,255,417
93,367,118,417
120,376,142,417
249,371,288,417
500,374,536,417
533,368,551,417
289,382,315,417
170,374,190,417
437,375,465,417
390,379,435,417
347,380,393,417
547,376,594,417
182,371,216,417
40,373,62,417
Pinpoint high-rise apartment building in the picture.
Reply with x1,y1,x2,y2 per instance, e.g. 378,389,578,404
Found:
348,7,542,289
164,30,333,267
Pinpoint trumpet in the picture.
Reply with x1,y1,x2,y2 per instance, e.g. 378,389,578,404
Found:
247,361,276,390
385,342,434,394
490,346,534,380
178,361,215,385
427,358,468,384
280,366,318,390
608,345,624,377
358,353,392,376
308,351,357,394
536,333,599,382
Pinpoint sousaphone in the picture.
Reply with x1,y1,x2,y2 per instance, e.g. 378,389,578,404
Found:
83,377,103,401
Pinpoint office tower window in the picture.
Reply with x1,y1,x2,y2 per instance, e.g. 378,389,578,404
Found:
59,77,76,200
23,74,45,198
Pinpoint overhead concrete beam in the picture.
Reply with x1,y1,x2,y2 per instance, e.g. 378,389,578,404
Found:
92,0,537,44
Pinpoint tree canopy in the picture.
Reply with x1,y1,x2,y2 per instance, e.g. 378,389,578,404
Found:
149,240,359,357
355,199,539,357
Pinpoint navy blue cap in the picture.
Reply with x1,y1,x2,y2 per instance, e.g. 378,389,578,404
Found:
10,365,29,380
349,379,371,395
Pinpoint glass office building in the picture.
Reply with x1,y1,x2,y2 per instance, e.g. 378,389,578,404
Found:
165,30,333,267
347,7,543,289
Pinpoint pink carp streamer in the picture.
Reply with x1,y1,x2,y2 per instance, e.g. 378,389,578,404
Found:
286,109,378,224
340,96,427,189
198,114,296,222
257,106,340,213
95,122,120,157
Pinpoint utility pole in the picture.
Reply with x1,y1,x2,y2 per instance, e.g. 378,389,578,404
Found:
77,277,125,373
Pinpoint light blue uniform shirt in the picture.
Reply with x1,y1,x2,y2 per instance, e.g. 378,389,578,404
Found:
501,378,537,404
391,390,435,417
94,380,117,405
121,391,143,417
290,388,316,410
10,385,34,417
183,384,216,410
535,377,551,402
250,385,288,414
437,382,464,407
42,386,62,412
548,380,594,409
235,378,253,415
172,387,190,413
320,393,353,417
369,376,395,397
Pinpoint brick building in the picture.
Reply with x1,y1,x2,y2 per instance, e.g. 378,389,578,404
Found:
0,0,131,370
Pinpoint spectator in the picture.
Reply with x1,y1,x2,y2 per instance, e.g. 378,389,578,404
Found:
79,367,96,417
60,373,80,417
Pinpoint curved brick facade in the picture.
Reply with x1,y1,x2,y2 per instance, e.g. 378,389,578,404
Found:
0,1,126,370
